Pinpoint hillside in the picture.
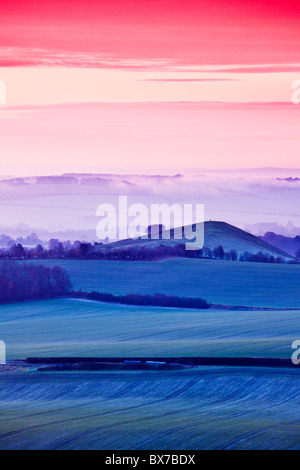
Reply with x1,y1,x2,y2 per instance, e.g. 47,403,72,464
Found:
101,221,293,259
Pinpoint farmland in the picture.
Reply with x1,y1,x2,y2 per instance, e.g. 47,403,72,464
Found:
0,298,299,359
0,258,299,450
0,367,299,450
22,258,300,308
1,258,300,359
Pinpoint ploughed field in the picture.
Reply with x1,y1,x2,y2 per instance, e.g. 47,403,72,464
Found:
0,367,299,450
23,258,300,308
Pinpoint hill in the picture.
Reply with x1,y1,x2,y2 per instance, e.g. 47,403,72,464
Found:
101,221,293,259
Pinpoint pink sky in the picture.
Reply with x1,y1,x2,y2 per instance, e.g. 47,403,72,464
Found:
1,0,300,66
0,0,300,174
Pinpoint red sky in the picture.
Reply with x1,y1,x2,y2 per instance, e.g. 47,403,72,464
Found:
1,0,300,66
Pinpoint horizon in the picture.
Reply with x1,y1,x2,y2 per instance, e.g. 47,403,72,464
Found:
1,166,300,178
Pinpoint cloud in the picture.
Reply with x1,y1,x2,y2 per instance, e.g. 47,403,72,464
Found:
141,78,240,82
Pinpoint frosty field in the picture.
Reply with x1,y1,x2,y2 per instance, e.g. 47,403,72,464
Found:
1,259,300,450
0,367,299,450
0,298,299,359
24,258,300,308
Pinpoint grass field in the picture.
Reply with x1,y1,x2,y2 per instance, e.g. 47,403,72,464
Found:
1,298,299,359
21,258,300,308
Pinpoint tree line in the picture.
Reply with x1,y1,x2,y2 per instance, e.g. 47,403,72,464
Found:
73,291,209,309
0,262,73,302
0,238,288,263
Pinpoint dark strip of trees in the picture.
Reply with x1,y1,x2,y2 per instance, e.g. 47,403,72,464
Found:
73,291,209,309
239,251,285,263
0,239,287,263
0,262,72,302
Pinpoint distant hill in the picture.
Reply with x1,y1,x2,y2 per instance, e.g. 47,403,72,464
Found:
260,232,300,257
102,221,294,260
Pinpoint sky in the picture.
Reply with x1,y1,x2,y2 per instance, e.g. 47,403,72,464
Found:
0,0,300,174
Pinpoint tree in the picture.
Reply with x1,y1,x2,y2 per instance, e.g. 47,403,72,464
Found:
80,243,90,258
213,245,225,259
48,238,60,251
35,244,45,258
57,242,64,258
9,243,25,259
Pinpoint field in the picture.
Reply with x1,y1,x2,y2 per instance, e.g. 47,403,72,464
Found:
23,258,300,308
0,298,299,359
1,258,300,449
0,368,299,450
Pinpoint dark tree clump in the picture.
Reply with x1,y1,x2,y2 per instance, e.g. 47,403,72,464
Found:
0,262,73,303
